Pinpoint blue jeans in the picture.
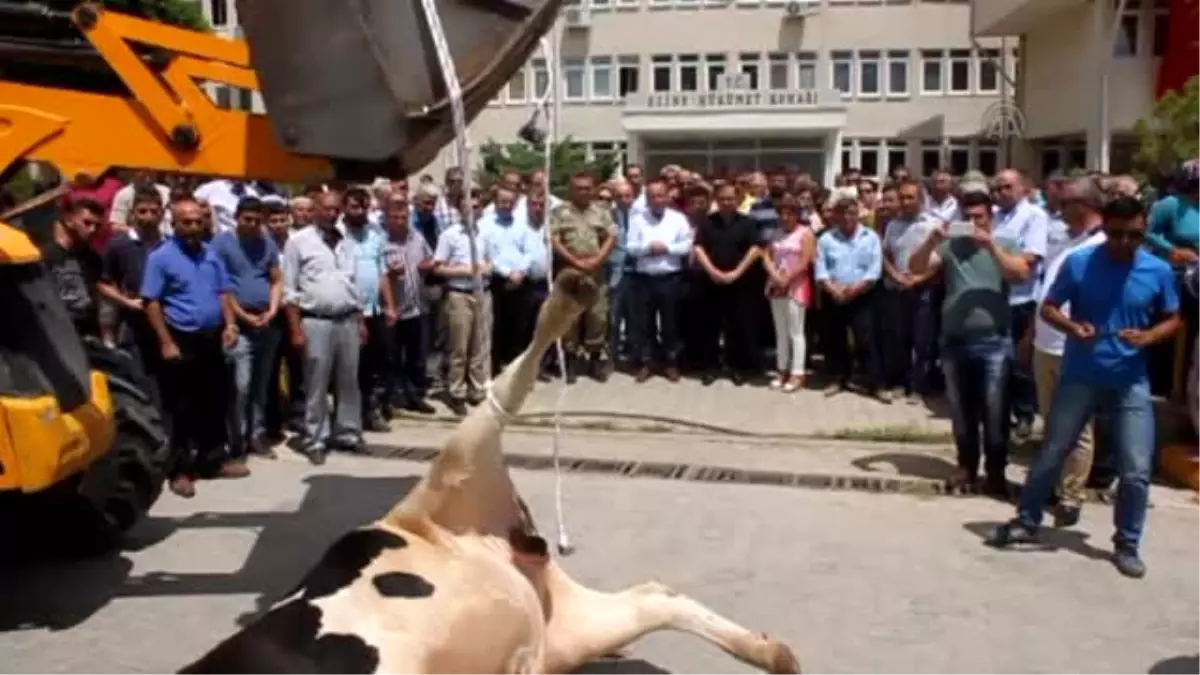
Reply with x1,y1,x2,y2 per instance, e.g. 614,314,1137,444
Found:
609,270,633,360
1017,380,1155,549
881,285,939,394
225,322,281,454
1008,301,1039,424
941,335,1012,478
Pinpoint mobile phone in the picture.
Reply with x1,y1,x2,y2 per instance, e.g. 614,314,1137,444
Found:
947,220,975,238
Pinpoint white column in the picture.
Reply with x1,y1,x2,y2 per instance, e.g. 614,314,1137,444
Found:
1087,0,1120,172
824,129,843,187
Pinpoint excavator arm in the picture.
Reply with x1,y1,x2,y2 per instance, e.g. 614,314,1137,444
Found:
0,0,560,185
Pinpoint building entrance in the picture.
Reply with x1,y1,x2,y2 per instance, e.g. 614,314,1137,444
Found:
640,136,827,178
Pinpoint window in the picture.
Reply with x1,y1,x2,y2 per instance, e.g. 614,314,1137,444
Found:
651,54,672,92
948,49,971,93
920,142,942,177
948,141,970,175
768,53,790,90
532,58,549,97
976,141,999,176
858,139,881,176
841,148,853,173
887,146,908,175
617,55,640,97
796,51,817,89
591,0,611,8
832,50,853,96
886,50,909,96
1114,0,1140,57
976,48,1000,94
214,84,232,109
679,54,700,92
209,0,228,26
1040,147,1062,177
738,52,761,90
506,66,527,103
1152,0,1169,56
705,53,727,91
590,56,613,99
1067,143,1086,169
920,49,943,94
563,59,586,100
616,0,640,8
649,0,672,9
858,50,881,96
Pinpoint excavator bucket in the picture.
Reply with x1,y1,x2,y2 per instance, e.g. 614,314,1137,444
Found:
236,0,561,176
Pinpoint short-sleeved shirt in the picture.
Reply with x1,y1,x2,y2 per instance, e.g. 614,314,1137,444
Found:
882,213,937,287
101,232,158,298
938,234,1021,341
140,237,230,332
1147,194,1200,258
41,239,102,336
384,232,433,319
992,199,1049,304
433,224,494,292
340,223,387,317
208,230,278,312
695,212,758,271
549,201,617,258
1048,246,1180,388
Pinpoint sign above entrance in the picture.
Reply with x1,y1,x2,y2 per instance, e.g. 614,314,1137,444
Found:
638,87,822,110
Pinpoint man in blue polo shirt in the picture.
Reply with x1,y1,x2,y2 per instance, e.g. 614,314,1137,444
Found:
142,196,240,498
989,196,1181,579
209,197,282,461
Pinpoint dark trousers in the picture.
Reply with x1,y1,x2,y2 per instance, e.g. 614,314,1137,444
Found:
822,288,883,390
1008,301,1038,424
265,313,304,437
158,326,228,479
385,314,429,405
357,314,388,419
678,271,704,370
118,312,163,410
632,272,683,367
881,284,939,394
696,278,758,371
492,280,535,371
609,272,633,361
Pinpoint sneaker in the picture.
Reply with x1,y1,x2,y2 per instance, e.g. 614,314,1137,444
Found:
782,376,805,393
1112,546,1146,579
1053,504,1081,528
299,440,326,466
769,374,785,389
986,520,1039,548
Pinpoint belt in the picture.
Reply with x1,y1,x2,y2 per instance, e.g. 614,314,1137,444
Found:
447,286,490,294
300,309,359,321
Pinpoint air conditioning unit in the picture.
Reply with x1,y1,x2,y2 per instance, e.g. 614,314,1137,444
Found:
564,6,591,29
783,1,812,19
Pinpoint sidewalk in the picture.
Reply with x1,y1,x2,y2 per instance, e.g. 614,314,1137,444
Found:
404,371,955,438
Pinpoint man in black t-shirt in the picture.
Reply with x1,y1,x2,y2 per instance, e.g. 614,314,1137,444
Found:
41,197,105,339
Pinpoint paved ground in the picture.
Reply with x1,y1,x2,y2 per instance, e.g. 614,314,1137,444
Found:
1,446,1196,674
407,370,956,438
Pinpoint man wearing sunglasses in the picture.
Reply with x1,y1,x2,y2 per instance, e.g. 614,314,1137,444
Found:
990,196,1181,579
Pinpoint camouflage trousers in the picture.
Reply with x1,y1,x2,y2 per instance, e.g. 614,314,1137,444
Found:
564,288,610,357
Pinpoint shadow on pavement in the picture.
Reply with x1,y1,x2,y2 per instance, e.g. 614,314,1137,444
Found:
1149,655,1200,674
961,521,1114,563
851,452,956,481
0,474,418,633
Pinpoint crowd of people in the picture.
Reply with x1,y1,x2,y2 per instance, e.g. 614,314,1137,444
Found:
24,154,1199,578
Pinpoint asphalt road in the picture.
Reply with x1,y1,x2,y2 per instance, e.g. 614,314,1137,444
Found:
1,452,1196,674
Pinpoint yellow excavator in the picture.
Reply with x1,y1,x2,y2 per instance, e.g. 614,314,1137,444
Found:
0,0,558,554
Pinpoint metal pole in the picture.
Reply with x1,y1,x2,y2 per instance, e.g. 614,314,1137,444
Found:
550,22,563,145
1097,0,1128,173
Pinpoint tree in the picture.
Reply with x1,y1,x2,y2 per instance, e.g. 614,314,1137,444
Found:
477,137,620,195
1133,76,1199,182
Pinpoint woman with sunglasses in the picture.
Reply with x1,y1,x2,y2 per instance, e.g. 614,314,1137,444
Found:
762,193,815,392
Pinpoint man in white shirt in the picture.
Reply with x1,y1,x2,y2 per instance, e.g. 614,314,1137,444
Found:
195,178,264,234
881,179,941,397
110,170,172,233
924,169,960,222
1022,176,1107,527
626,179,693,382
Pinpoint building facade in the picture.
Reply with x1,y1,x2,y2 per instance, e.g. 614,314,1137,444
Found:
974,0,1186,179
196,0,1018,185
439,0,1018,183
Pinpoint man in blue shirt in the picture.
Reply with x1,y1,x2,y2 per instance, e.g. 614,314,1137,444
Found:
341,187,390,432
608,180,636,363
990,196,1181,579
142,196,240,498
814,195,886,400
209,197,282,461
479,185,537,371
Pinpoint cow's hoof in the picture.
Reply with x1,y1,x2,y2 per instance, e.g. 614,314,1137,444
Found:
765,640,800,674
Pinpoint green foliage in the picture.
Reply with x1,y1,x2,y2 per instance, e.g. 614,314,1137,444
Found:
477,137,620,195
101,0,210,30
1133,76,1199,182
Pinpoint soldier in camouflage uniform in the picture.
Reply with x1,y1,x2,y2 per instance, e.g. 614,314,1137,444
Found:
550,172,618,382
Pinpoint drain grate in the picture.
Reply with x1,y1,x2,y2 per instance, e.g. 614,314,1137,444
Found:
365,443,951,497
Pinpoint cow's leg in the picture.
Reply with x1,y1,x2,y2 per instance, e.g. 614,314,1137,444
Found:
540,565,799,674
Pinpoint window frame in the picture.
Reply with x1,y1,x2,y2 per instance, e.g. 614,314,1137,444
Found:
919,49,944,95
738,52,762,90
531,58,550,99
832,50,854,98
563,58,587,101
947,48,972,95
885,49,909,97
976,48,1001,94
678,54,701,93
590,56,614,101
1113,0,1141,57
651,54,673,93
857,49,882,98
795,51,817,90
768,52,791,91
704,53,727,91
506,65,529,104
617,54,640,98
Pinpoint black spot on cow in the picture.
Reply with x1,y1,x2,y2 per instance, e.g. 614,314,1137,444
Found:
288,528,408,601
178,600,380,674
372,571,435,598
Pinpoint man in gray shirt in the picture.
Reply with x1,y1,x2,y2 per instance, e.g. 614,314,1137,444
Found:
282,190,366,464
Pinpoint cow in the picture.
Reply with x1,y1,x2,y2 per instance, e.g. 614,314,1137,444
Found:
180,269,800,674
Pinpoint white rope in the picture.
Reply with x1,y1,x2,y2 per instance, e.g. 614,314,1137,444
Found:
533,36,575,556
419,4,574,555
